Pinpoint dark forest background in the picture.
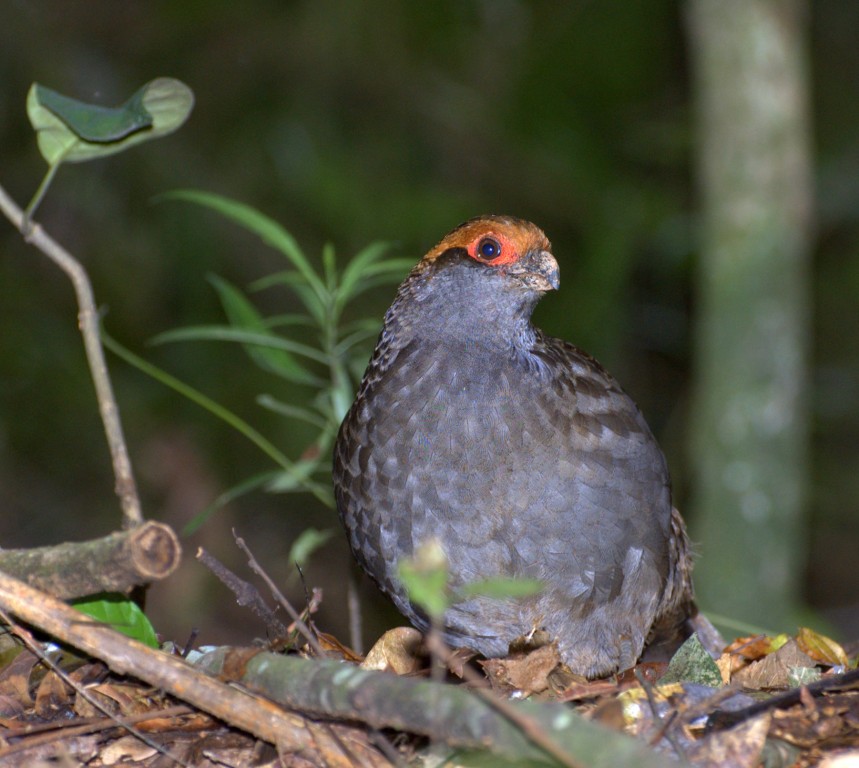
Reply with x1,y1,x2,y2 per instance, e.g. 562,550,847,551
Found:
0,2,856,649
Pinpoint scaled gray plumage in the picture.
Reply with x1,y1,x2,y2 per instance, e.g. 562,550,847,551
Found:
333,215,694,678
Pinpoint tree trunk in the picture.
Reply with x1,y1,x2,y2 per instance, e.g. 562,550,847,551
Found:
686,0,813,629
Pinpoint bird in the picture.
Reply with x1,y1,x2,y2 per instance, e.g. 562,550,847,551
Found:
333,215,694,679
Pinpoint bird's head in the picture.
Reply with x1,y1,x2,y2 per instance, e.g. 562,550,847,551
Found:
422,214,560,294
386,216,560,347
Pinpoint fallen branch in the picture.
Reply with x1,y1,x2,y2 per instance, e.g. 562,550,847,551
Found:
196,646,668,767
0,568,668,766
0,569,383,767
0,521,181,599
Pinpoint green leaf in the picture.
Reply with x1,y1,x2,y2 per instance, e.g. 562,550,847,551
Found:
337,242,397,299
102,329,296,474
152,325,328,379
38,84,152,143
286,528,334,570
160,190,328,310
257,395,329,430
249,271,327,326
265,458,323,492
209,275,327,384
457,576,544,601
28,78,193,165
659,633,723,687
71,594,159,648
398,540,451,621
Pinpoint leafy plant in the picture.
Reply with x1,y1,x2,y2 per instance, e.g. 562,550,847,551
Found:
398,539,544,623
1,80,194,629
144,190,413,527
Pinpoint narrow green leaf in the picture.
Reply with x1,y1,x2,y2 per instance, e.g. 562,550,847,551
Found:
333,324,383,357
286,528,334,570
335,259,413,313
263,313,317,330
105,329,337,511
265,458,322,492
209,274,322,382
322,242,338,292
249,271,327,326
71,594,159,648
256,394,329,430
152,325,329,374
28,78,193,165
102,329,292,470
160,190,327,304
338,241,395,298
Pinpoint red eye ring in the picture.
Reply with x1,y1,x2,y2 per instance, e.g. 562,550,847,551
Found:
467,232,517,265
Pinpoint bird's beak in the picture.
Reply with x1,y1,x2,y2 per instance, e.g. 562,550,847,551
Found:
510,249,559,292
535,250,560,291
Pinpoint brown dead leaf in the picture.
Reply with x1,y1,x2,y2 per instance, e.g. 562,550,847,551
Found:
715,652,738,684
446,647,478,678
686,713,771,768
725,633,789,661
34,670,72,718
481,644,561,696
0,693,26,718
361,627,424,675
101,735,159,765
0,648,38,707
314,631,363,663
797,627,851,667
733,638,817,690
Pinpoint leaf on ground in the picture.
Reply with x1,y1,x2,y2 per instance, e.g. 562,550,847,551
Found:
34,670,72,719
796,627,851,667
686,712,771,768
660,632,723,687
361,627,424,675
732,638,817,689
481,644,561,696
725,632,790,661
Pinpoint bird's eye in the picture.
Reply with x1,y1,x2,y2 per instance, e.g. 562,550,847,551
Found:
476,237,502,261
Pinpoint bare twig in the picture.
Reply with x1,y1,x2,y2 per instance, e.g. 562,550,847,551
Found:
233,531,326,657
196,546,287,634
0,180,143,529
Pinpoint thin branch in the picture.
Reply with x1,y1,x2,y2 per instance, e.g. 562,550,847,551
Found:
0,180,143,529
232,532,326,657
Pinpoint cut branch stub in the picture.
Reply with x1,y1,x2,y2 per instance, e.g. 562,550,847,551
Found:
0,521,181,599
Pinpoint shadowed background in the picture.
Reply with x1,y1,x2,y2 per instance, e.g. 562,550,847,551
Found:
0,2,856,648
